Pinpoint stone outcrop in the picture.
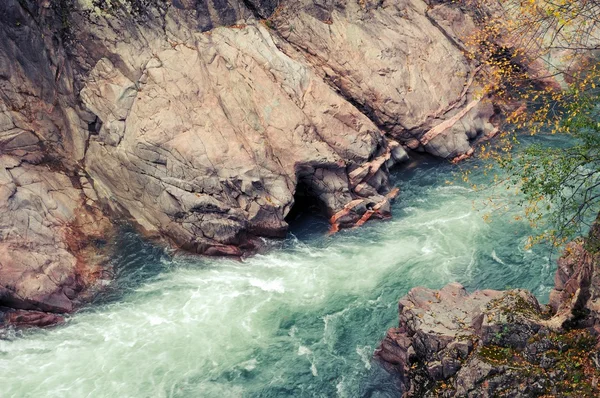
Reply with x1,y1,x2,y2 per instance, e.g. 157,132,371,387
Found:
82,26,404,254
0,157,114,313
376,218,600,397
0,0,502,318
1,308,65,329
271,0,497,158
548,220,600,332
0,0,116,320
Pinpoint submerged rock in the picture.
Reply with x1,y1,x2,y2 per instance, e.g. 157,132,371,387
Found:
1,308,65,329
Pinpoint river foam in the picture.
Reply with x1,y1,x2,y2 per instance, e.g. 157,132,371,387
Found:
0,147,558,398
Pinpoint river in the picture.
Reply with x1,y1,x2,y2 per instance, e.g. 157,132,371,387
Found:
0,135,562,397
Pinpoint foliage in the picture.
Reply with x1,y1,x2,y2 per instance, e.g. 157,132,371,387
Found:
500,84,600,246
457,0,600,246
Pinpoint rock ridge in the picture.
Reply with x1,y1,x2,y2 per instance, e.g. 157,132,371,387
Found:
0,0,502,319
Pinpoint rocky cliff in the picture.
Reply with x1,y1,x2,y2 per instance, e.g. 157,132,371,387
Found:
376,218,600,397
0,0,498,317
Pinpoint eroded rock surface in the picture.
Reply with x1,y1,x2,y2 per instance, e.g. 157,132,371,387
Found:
0,156,114,312
0,0,503,318
376,220,600,397
0,0,116,320
82,26,404,254
70,0,500,255
272,0,497,158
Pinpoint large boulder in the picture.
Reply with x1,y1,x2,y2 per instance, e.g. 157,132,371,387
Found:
376,219,600,397
69,0,498,255
82,26,402,254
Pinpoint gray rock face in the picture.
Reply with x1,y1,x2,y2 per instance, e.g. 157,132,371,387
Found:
375,282,583,397
272,0,497,157
72,0,498,254
0,156,114,313
0,0,500,315
82,26,402,254
376,220,600,397
549,217,600,331
375,283,509,390
0,0,115,316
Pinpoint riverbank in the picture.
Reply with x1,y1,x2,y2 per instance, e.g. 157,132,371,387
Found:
375,146,600,397
0,145,559,396
376,219,600,396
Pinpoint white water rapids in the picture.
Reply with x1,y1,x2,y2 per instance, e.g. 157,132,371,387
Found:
0,144,558,397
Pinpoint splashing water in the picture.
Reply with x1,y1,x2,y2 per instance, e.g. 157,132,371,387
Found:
0,140,560,398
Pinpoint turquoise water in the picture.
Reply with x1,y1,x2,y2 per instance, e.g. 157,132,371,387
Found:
0,141,559,398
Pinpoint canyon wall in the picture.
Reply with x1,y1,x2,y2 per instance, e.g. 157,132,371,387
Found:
0,0,497,315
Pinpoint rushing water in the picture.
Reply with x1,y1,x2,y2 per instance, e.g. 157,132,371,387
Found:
0,137,563,398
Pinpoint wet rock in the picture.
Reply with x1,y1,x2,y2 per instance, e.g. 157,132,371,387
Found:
376,217,600,397
0,0,553,319
1,308,65,328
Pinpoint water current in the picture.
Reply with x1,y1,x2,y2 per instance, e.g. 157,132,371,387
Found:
0,135,565,397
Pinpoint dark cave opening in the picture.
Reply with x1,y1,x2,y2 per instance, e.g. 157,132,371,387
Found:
284,179,325,225
88,116,102,134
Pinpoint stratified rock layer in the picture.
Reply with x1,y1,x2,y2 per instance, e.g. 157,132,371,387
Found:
82,26,403,254
272,0,496,157
0,0,501,315
0,0,116,317
0,157,113,312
